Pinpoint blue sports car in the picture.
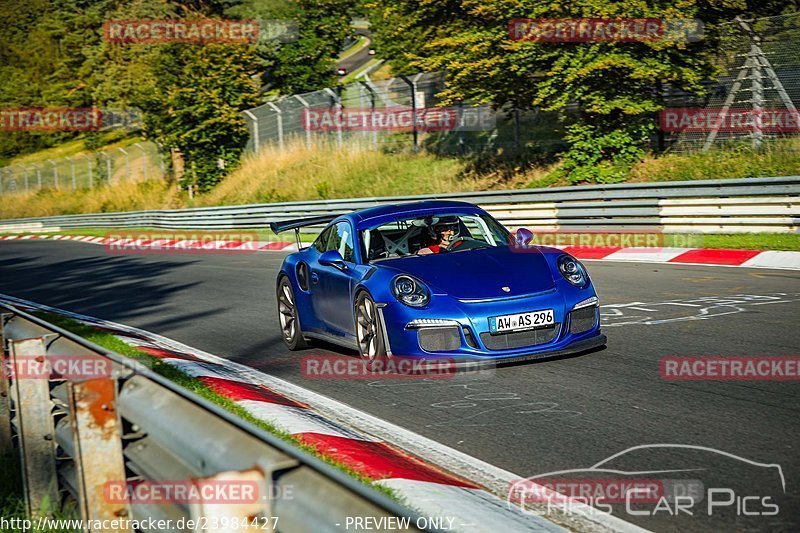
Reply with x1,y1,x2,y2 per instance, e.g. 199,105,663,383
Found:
270,200,606,365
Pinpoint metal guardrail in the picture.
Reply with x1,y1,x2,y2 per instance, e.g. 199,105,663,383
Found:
0,304,426,532
1,176,798,234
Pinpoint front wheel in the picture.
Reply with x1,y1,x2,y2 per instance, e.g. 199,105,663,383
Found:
354,292,386,360
277,277,308,350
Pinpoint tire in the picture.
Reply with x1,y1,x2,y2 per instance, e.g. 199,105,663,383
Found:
277,276,308,350
354,292,387,360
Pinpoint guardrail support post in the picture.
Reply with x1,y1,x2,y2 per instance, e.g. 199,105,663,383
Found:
68,378,132,532
10,337,58,516
0,313,13,454
189,469,272,533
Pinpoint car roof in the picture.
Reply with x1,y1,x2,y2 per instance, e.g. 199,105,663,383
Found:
343,200,485,230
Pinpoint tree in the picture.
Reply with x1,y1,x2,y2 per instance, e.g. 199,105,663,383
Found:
366,0,798,183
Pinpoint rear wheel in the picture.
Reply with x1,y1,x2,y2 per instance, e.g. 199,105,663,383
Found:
277,277,308,350
354,292,386,360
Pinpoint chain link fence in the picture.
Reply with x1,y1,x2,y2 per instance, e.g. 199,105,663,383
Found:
243,14,800,158
666,13,800,152
243,72,568,157
0,141,164,195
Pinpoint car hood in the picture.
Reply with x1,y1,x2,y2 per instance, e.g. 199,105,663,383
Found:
378,246,556,300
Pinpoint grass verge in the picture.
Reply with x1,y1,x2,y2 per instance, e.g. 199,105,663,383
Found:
2,230,798,251
0,454,78,532
1,138,797,221
33,312,403,502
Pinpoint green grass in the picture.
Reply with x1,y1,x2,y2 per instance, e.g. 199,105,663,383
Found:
628,140,800,183
339,35,369,61
340,58,382,84
0,227,318,243
5,131,134,166
33,312,403,502
3,229,798,250
0,454,79,532
697,233,800,251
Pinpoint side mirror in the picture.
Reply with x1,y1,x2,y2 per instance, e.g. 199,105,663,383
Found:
514,228,534,249
319,250,348,271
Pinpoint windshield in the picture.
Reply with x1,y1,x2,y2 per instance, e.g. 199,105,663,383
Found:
361,213,510,262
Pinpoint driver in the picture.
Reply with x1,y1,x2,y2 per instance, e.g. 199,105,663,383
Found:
418,216,459,255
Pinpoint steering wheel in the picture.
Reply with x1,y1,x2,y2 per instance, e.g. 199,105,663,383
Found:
445,237,485,252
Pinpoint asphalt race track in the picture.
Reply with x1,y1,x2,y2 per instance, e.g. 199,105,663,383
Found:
1,240,798,532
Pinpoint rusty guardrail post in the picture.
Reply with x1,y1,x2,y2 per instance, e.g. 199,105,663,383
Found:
9,337,58,515
0,313,13,454
67,377,132,532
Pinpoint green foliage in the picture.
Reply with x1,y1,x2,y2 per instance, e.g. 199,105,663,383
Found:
366,0,798,183
557,122,649,184
0,0,354,188
260,0,357,93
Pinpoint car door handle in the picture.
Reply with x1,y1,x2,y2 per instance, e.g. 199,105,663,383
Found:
311,272,319,284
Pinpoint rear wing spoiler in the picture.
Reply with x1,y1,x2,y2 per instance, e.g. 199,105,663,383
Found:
269,214,343,249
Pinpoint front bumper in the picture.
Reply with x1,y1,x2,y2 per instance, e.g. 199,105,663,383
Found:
379,292,605,363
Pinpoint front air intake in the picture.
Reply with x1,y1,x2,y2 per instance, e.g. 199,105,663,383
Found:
569,306,598,334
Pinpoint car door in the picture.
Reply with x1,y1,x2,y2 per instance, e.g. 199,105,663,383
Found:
309,221,357,336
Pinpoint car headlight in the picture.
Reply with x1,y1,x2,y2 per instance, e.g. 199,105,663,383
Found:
392,275,430,307
557,255,588,287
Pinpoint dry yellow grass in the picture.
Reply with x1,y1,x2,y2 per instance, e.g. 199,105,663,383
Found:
195,140,495,206
3,136,794,221
0,179,180,219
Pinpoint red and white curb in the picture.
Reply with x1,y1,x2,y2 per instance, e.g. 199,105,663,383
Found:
0,234,296,252
0,293,646,533
2,233,799,270
558,245,800,270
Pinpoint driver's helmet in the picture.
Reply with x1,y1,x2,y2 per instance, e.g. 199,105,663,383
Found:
429,215,460,241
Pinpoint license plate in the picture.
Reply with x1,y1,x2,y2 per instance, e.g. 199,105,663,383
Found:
488,309,554,334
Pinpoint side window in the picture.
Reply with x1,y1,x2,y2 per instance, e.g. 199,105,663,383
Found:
332,221,355,262
314,226,333,253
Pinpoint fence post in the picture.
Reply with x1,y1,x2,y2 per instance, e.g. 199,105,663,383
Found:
69,157,77,190
118,147,131,182
294,95,313,149
400,74,423,152
47,159,59,189
9,337,58,515
81,154,93,189
104,152,112,184
34,164,42,190
324,88,343,149
359,81,379,149
267,103,284,152
243,110,260,154
67,378,132,531
133,143,148,181
0,313,13,454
